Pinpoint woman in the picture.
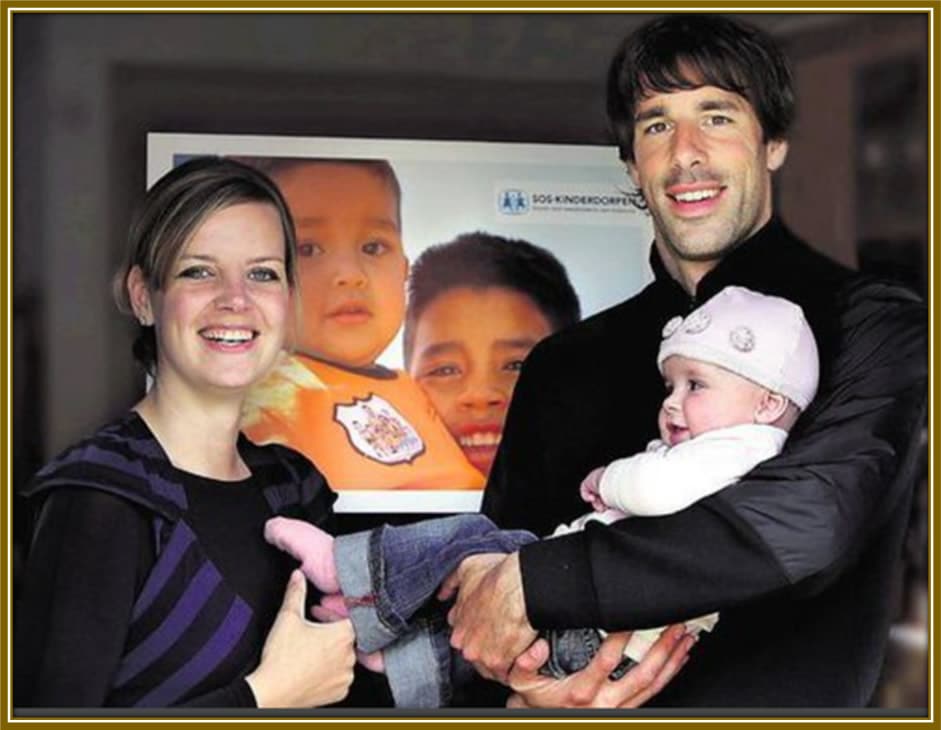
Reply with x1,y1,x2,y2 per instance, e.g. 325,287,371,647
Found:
14,157,356,708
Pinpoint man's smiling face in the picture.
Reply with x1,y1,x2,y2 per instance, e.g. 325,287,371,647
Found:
628,84,788,269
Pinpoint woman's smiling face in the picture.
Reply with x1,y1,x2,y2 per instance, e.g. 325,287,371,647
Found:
130,201,291,397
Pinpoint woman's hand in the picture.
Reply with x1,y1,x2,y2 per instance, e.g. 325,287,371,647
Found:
246,570,356,708
505,625,694,708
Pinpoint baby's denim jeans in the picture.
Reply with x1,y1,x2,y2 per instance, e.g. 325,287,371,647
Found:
333,514,533,706
332,514,628,707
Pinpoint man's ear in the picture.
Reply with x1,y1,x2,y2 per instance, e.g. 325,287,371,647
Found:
626,160,641,188
127,266,154,326
754,390,790,425
766,138,789,172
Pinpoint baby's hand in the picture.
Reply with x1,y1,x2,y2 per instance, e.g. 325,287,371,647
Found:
579,467,608,512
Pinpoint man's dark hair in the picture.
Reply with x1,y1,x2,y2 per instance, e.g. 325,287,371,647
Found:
403,231,581,366
607,14,795,163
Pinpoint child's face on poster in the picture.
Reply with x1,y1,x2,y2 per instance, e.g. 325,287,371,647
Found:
409,286,552,477
275,163,408,367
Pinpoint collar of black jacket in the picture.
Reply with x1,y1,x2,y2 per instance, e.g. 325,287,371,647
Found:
647,216,811,307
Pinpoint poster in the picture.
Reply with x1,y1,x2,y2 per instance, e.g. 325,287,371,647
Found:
148,133,654,512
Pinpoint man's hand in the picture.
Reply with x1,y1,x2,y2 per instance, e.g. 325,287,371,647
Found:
505,624,694,708
444,552,537,683
436,552,505,602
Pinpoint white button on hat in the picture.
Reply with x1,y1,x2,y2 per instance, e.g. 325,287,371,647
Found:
657,286,819,410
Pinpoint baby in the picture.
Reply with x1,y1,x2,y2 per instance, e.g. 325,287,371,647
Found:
240,157,483,491
266,286,820,706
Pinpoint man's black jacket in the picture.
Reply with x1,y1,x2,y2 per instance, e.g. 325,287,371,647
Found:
482,217,927,707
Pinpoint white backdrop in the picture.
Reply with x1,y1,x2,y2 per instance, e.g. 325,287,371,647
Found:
147,133,654,512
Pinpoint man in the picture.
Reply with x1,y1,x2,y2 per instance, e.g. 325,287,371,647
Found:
447,14,927,707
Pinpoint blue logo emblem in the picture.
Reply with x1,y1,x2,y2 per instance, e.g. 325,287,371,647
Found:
498,189,530,215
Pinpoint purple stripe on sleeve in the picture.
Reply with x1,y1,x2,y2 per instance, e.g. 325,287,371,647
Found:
130,521,196,621
135,597,252,707
115,561,221,686
125,433,168,460
261,483,293,514
89,444,187,509
45,443,188,510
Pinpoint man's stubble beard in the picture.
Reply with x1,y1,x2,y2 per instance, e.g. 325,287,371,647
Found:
650,207,747,264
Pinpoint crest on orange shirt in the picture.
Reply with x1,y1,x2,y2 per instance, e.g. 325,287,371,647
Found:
334,394,426,465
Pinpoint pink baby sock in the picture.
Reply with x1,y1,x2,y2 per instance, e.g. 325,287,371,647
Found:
311,594,385,674
264,516,339,594
315,593,350,619
357,649,385,674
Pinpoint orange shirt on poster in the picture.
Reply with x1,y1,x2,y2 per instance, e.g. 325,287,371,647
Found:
242,353,485,491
